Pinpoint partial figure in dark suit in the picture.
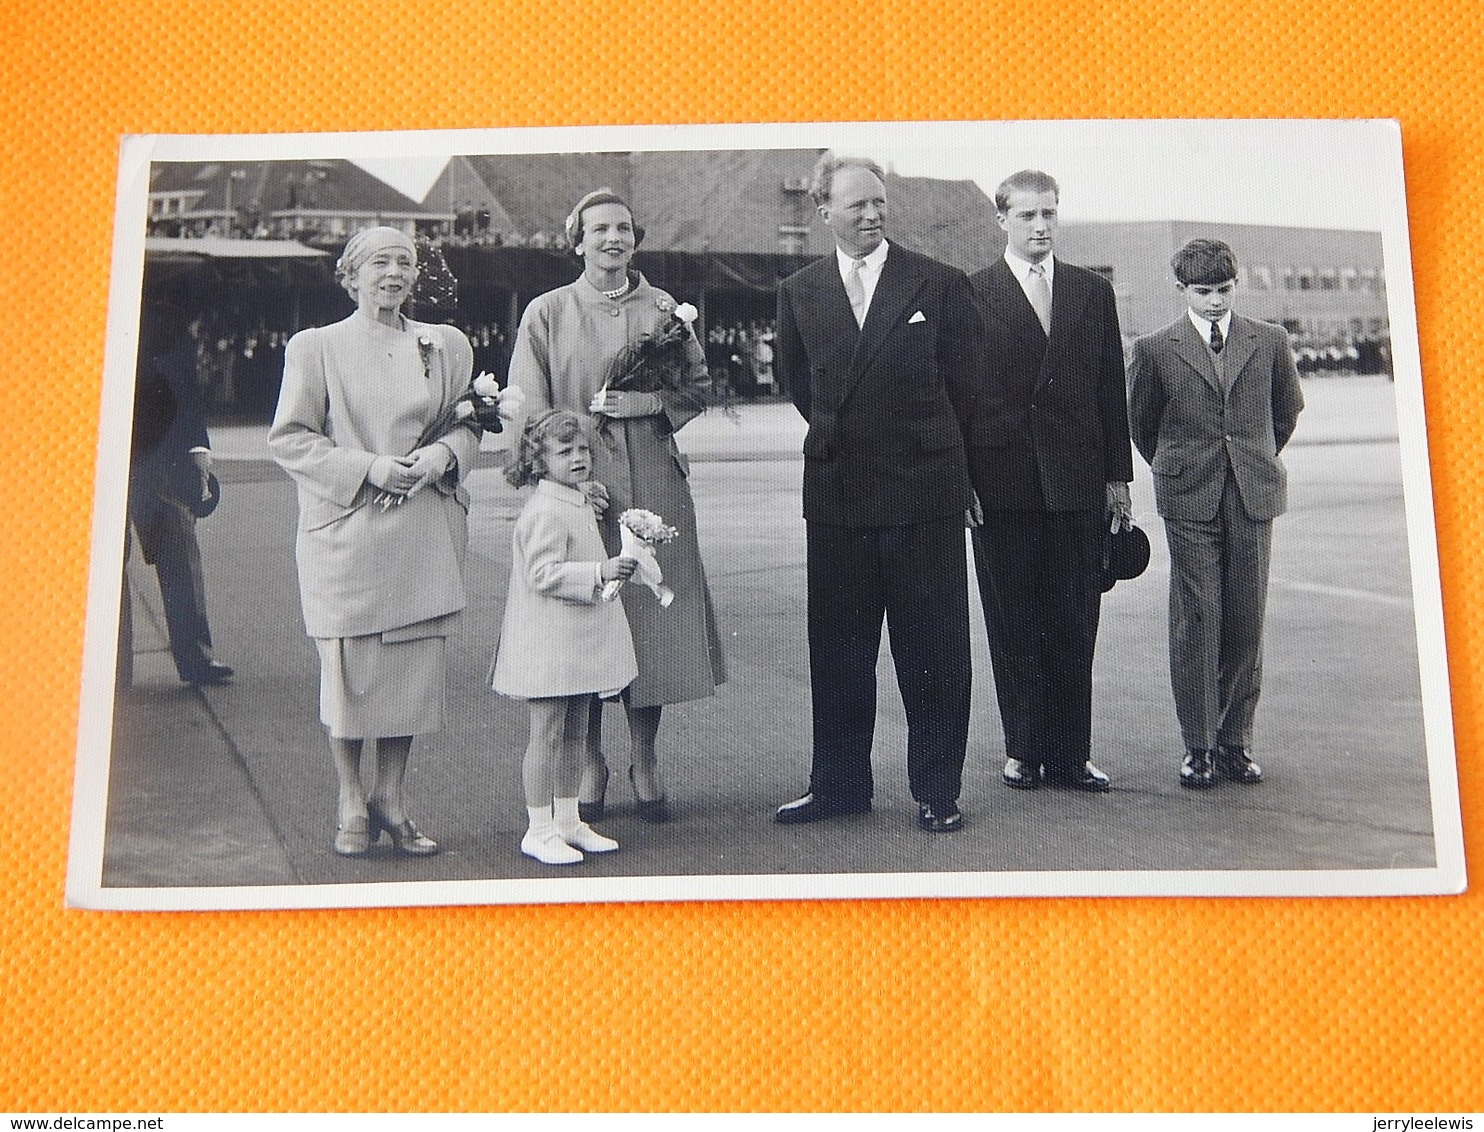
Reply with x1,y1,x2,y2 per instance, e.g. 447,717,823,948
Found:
967,170,1134,794
1127,239,1304,788
122,299,233,687
773,152,986,834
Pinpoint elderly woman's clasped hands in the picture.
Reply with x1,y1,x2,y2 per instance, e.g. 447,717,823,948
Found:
368,442,455,506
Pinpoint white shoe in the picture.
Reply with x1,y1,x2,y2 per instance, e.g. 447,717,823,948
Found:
521,829,583,865
559,822,619,853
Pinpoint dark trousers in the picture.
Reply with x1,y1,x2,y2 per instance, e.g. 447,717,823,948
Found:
805,517,971,804
133,501,215,680
972,508,1103,775
1163,473,1273,751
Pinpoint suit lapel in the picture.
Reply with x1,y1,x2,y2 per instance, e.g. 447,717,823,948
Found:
1221,314,1261,393
808,256,858,340
1171,316,1222,395
1038,260,1085,386
794,259,859,407
847,247,925,385
986,258,1046,353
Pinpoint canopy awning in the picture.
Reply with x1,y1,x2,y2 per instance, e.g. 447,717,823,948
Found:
144,237,330,261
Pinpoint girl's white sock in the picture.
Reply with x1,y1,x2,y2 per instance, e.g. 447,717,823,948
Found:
527,803,555,835
553,796,582,832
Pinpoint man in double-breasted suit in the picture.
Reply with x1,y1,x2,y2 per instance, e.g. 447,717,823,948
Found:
1128,238,1304,788
967,170,1134,793
773,153,985,833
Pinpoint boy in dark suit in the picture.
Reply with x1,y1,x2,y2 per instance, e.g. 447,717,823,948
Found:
1127,239,1304,788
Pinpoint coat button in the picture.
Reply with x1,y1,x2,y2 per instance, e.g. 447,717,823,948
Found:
609,307,622,317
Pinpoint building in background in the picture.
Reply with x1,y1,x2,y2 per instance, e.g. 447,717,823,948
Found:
140,154,1394,419
148,159,450,242
1055,220,1389,370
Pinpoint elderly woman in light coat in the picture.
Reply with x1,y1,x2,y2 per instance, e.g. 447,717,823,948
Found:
508,188,726,824
270,226,480,857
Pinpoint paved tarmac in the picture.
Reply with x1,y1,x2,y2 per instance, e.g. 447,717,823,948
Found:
98,375,1441,901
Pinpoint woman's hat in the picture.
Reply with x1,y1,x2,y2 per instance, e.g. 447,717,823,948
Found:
564,188,645,250
1101,523,1150,592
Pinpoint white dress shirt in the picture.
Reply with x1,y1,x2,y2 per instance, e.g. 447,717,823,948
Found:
1004,248,1055,308
1188,309,1232,351
836,239,890,321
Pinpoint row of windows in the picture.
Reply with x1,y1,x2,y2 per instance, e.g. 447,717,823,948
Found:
150,192,206,218
1281,316,1390,340
1246,265,1385,294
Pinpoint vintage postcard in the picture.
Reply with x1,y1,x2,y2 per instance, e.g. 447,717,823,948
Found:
66,119,1463,909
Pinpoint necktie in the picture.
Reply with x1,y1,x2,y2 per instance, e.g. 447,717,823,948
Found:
1027,264,1052,335
1209,319,1225,354
844,258,867,328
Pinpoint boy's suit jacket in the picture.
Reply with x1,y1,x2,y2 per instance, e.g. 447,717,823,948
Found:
966,257,1134,512
1128,313,1305,523
776,244,984,527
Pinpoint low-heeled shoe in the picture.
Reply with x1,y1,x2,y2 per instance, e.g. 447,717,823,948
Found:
1217,745,1264,784
1045,762,1111,792
1002,758,1040,790
774,792,871,824
1180,749,1217,789
628,766,672,823
917,801,964,833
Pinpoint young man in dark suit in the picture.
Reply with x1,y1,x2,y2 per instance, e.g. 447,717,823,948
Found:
773,152,986,833
967,170,1135,793
1127,238,1304,788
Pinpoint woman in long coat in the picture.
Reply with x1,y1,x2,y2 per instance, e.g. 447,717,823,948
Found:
508,188,726,822
270,227,480,857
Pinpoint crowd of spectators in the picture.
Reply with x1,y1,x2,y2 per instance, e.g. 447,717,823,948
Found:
704,319,781,402
1292,335,1392,377
156,279,1396,424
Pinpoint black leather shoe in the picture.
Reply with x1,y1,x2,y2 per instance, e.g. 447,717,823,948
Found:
182,660,234,685
774,793,871,824
1002,758,1040,790
1180,749,1217,789
1045,762,1111,792
1216,745,1264,784
917,801,964,833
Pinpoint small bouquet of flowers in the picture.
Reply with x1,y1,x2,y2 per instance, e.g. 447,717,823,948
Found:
453,371,525,434
602,508,679,607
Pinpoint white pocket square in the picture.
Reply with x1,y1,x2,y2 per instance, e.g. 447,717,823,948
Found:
908,310,927,324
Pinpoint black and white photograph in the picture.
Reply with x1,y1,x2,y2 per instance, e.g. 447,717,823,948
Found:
66,118,1463,909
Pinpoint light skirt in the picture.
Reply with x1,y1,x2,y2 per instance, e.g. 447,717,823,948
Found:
315,626,447,740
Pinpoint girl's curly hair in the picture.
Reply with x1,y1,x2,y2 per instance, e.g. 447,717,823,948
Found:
505,408,586,488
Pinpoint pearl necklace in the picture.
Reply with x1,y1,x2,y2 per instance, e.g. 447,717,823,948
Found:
600,277,631,301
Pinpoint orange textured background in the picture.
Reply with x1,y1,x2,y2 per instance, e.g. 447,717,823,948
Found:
2,0,1481,1113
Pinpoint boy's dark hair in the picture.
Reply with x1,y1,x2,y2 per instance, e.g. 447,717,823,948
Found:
505,408,585,489
1172,238,1239,286
994,169,1060,213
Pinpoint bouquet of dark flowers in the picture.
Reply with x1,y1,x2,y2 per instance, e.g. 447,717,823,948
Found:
596,299,738,426
601,508,679,606
602,300,702,397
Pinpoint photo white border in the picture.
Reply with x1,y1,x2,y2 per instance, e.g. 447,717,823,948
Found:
67,118,1466,910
